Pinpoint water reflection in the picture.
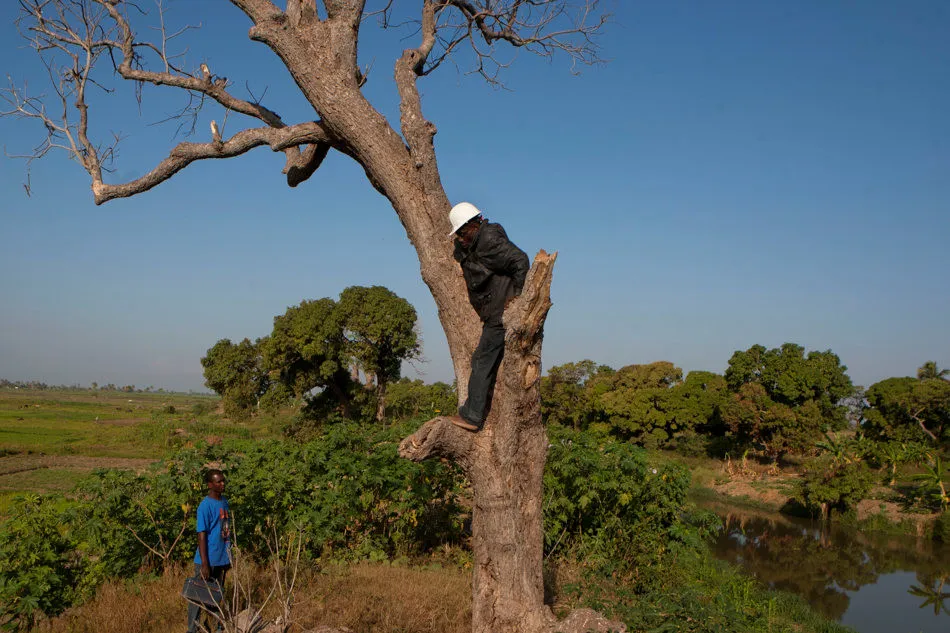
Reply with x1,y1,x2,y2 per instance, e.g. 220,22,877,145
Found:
702,502,950,632
909,574,950,617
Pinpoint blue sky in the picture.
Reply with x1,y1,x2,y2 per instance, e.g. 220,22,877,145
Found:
1,0,947,393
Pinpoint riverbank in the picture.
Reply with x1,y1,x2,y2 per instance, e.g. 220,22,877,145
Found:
676,451,942,537
697,495,950,633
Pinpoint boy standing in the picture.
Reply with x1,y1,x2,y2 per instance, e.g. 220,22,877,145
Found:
187,469,231,633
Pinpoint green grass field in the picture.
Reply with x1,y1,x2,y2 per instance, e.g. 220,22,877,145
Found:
0,387,281,506
0,389,221,456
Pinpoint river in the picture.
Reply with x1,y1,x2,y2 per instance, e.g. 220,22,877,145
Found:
703,503,950,633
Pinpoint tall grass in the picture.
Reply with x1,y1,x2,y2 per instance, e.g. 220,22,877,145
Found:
32,562,472,633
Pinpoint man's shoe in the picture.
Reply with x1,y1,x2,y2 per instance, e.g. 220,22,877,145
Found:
449,416,481,432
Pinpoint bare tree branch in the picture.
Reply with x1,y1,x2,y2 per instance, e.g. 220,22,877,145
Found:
97,1,286,127
4,0,340,195
284,140,331,187
396,0,611,84
92,120,333,204
229,0,282,25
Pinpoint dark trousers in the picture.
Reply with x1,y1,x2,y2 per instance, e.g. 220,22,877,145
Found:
187,563,229,633
458,322,505,427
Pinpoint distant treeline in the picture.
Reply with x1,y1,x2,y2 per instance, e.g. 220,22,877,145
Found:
0,379,205,395
539,344,949,459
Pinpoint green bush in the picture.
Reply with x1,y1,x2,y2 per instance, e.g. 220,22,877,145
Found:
212,422,465,559
384,379,457,421
0,422,467,628
565,549,852,633
794,460,875,518
75,467,198,576
543,425,713,582
190,400,216,417
0,422,842,633
0,495,95,630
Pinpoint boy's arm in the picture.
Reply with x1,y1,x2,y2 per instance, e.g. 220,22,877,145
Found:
195,501,211,579
197,531,210,579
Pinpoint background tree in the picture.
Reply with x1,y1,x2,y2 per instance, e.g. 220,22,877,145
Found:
918,361,950,381
384,378,457,421
540,359,611,430
1,3,614,630
722,343,854,458
201,337,269,419
864,377,950,445
262,298,354,418
666,370,729,451
719,382,798,459
595,361,683,447
336,285,420,422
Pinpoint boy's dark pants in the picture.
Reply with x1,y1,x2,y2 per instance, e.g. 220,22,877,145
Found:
186,564,229,633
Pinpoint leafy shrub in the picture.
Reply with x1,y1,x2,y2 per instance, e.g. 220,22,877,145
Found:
191,401,216,417
75,467,197,576
0,423,733,629
543,425,710,582
385,379,457,421
565,549,852,633
0,495,94,630
794,460,875,518
0,422,466,627
209,422,465,559
671,430,709,458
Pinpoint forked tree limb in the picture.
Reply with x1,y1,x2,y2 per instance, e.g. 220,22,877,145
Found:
507,249,557,355
230,0,283,25
398,416,476,468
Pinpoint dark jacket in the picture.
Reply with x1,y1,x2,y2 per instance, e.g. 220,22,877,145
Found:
454,220,530,324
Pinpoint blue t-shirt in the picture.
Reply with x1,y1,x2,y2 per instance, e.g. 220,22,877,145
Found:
193,495,231,567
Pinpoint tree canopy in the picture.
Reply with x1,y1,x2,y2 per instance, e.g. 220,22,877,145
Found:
722,343,854,458
865,376,950,445
539,344,857,460
336,285,420,421
200,337,269,419
203,286,420,422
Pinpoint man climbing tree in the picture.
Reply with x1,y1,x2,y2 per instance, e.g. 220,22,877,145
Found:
2,2,618,632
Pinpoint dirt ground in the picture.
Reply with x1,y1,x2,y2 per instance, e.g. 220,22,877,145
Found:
0,453,155,477
712,477,796,508
709,468,937,529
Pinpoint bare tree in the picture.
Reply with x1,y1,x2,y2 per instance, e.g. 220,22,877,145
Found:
2,2,620,632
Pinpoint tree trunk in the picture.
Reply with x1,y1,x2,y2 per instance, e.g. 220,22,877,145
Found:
399,254,625,633
190,9,622,633
375,380,386,423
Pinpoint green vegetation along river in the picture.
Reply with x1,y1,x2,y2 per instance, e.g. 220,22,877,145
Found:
705,505,950,633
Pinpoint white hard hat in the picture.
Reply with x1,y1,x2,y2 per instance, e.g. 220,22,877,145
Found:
448,202,481,236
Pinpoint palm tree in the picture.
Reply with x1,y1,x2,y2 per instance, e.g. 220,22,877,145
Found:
911,452,950,511
917,361,950,381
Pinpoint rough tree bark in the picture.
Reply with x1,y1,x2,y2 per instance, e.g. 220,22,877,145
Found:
2,2,622,632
